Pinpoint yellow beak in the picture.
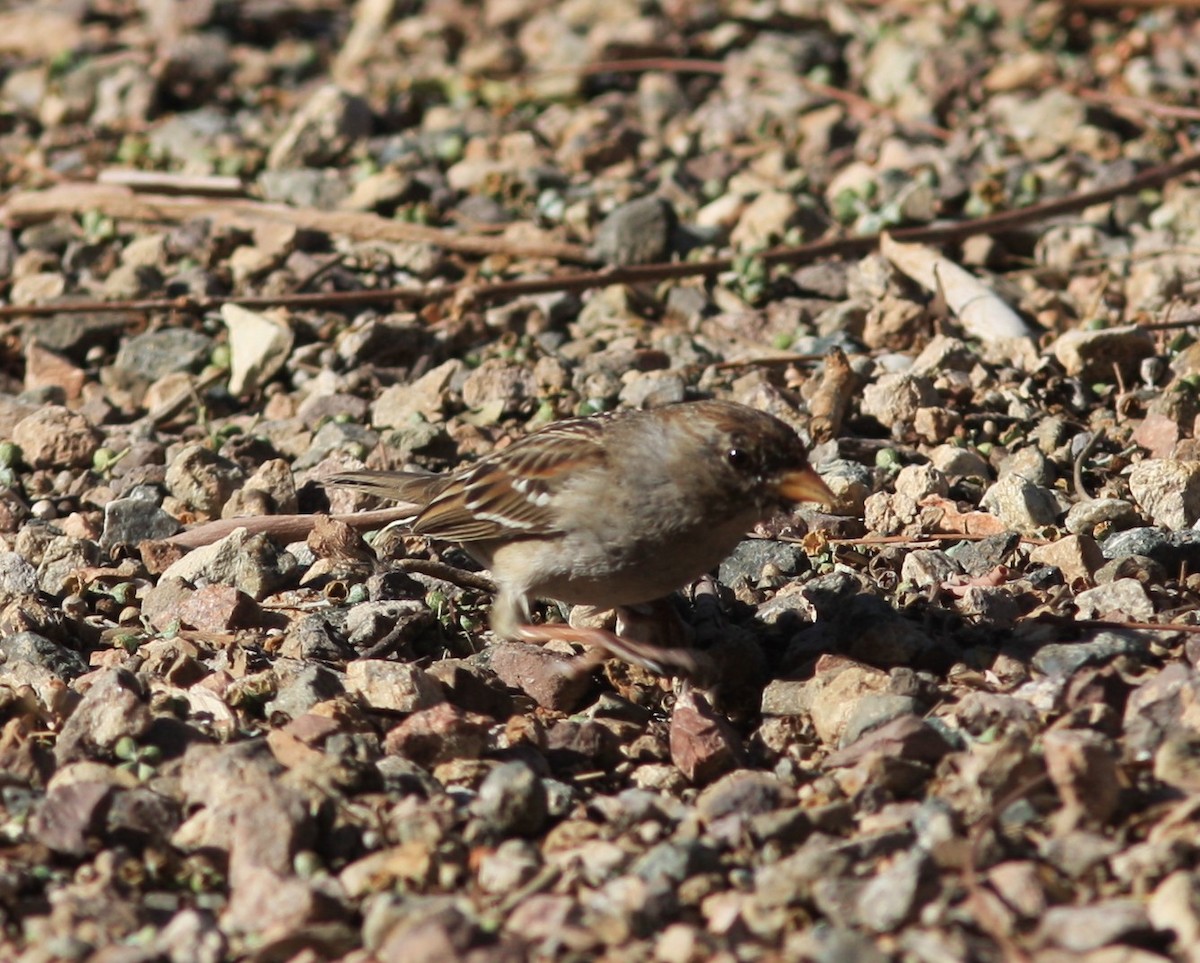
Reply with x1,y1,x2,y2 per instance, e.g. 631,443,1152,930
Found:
776,466,835,505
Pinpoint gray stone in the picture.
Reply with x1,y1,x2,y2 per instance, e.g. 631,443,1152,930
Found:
1032,631,1146,677
101,495,181,550
860,372,938,430
998,446,1054,487
857,849,928,933
1102,527,1200,568
159,527,298,601
696,770,785,823
1037,898,1151,952
293,418,378,469
900,549,961,589
0,551,38,598
264,663,344,721
840,695,920,749
1129,459,1200,530
165,444,245,516
111,328,212,383
631,839,718,886
618,370,686,409
266,84,372,169
718,539,807,586
345,660,444,714
257,167,351,209
1073,578,1154,621
0,630,87,679
472,761,548,838
980,474,1063,532
590,196,675,265
1064,497,1140,536
786,925,888,963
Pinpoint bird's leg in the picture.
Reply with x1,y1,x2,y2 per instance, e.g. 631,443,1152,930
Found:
491,591,709,677
512,621,708,676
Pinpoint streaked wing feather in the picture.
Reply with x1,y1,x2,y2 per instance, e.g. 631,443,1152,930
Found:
413,418,608,542
324,469,448,504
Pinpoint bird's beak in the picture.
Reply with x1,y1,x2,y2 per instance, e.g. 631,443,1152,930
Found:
776,466,835,505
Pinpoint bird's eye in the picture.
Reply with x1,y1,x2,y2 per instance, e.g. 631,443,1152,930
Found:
726,448,751,470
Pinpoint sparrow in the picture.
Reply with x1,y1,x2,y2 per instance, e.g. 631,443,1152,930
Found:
326,399,834,674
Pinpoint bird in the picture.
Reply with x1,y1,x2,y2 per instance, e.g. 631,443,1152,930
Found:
325,399,834,675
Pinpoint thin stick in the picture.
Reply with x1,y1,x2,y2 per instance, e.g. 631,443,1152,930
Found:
6,150,1200,321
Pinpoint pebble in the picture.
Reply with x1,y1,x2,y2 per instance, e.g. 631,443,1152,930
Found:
1128,459,1200,530
1032,631,1146,677
472,761,549,838
979,474,1062,532
589,196,675,265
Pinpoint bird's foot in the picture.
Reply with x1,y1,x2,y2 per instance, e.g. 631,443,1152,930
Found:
511,621,712,679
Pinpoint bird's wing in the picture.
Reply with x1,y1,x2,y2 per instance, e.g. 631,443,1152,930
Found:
414,417,609,542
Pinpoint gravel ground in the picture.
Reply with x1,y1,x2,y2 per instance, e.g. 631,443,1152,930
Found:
2,1,1200,961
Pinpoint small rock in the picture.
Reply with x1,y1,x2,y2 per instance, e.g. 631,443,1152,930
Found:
1043,728,1120,828
222,304,294,396
12,404,100,469
1148,871,1200,951
100,495,181,551
165,444,246,516
696,770,785,823
263,663,343,721
1028,534,1104,584
979,474,1062,532
1051,324,1155,381
1129,459,1200,530
1074,578,1154,622
618,370,686,409
345,660,444,714
987,861,1046,920
30,776,115,856
1101,527,1200,568
860,372,938,430
801,657,891,747
857,849,929,933
1154,732,1200,794
546,718,621,770
477,838,542,893
590,196,675,265
370,359,462,429
383,702,490,767
718,539,807,586
760,679,809,717
485,641,592,712
159,527,297,600
110,327,212,385
472,761,548,838
840,694,920,748
670,688,742,784
900,549,961,589
461,358,538,415
0,552,38,599
1036,899,1151,952
154,908,227,963
54,668,153,765
178,584,262,632
893,463,948,501
266,83,372,169
730,190,799,249
1032,631,1145,677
